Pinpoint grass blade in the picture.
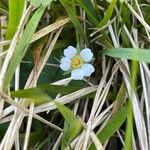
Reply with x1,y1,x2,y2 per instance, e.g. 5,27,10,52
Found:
102,48,150,63
98,0,118,28
60,0,85,40
55,101,82,149
11,88,52,105
76,0,99,26
89,103,128,149
6,0,25,40
3,6,46,91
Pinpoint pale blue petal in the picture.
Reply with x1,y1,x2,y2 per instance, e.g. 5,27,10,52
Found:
60,57,71,64
71,69,84,80
60,57,71,71
80,48,93,62
64,46,77,58
81,63,95,76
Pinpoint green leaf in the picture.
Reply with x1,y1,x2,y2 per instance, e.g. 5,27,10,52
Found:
11,87,52,105
11,84,115,103
102,48,150,63
3,6,47,91
89,103,128,149
76,0,99,26
124,101,133,150
60,0,85,40
6,0,25,40
55,102,83,149
39,84,84,94
31,0,53,7
98,0,118,28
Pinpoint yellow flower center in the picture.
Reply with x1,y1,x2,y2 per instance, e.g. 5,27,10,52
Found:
71,55,83,69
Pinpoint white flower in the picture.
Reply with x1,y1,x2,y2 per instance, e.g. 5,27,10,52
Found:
60,46,95,80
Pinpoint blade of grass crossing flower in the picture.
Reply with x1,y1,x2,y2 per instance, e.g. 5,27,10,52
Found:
55,102,83,150
98,0,118,28
102,48,150,63
89,103,128,149
3,6,46,91
6,0,25,40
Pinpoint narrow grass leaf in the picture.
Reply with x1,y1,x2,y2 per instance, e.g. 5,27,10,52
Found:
39,84,84,94
89,103,128,149
76,0,99,26
60,0,85,39
98,0,118,28
102,48,150,63
6,0,25,40
11,88,52,105
124,100,133,150
11,84,115,102
31,0,53,7
3,6,46,91
55,101,82,149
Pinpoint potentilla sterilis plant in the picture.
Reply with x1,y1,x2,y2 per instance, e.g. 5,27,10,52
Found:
60,46,95,80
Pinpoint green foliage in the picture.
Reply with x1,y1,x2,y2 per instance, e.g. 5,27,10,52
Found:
76,0,99,26
60,0,85,40
55,102,83,149
11,87,52,105
102,48,150,63
3,6,47,91
98,0,118,27
124,101,133,150
89,103,128,149
31,0,53,7
1,0,150,149
6,0,25,40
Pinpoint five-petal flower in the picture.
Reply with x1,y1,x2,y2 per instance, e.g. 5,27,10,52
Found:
60,46,95,80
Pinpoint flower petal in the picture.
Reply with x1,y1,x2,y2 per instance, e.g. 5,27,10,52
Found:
80,48,93,62
60,57,71,64
64,46,77,58
81,63,95,76
71,69,84,80
60,57,71,71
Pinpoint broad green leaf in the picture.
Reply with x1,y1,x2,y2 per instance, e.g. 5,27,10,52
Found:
31,0,53,7
6,0,25,40
11,88,52,105
98,0,118,28
55,102,83,149
102,48,150,63
60,0,85,40
3,6,47,91
76,0,99,26
89,103,128,149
